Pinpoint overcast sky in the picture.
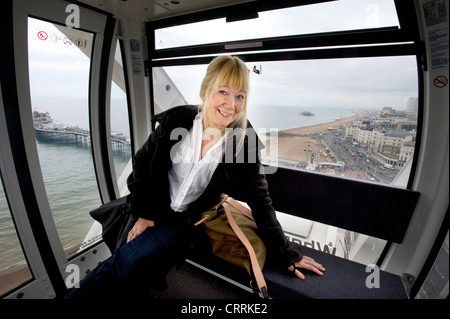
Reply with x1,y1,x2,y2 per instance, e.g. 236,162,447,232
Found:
163,55,418,111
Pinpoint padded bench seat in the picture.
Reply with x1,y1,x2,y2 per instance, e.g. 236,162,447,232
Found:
187,243,408,299
185,166,417,299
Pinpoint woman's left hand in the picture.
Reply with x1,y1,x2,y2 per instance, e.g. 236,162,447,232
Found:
288,256,325,280
127,217,155,243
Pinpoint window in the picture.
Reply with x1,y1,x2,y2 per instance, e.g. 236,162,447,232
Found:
157,56,418,188
155,0,400,50
28,17,102,257
148,0,421,266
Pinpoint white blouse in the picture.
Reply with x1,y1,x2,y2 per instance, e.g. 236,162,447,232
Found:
168,112,226,212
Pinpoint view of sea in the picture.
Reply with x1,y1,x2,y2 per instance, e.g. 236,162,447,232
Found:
247,104,355,131
0,104,355,271
0,140,131,271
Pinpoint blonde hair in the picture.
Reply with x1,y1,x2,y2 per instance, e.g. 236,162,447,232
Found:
199,55,249,154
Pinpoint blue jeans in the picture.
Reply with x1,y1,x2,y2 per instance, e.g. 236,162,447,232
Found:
66,217,189,299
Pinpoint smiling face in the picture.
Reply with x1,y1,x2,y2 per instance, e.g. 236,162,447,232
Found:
199,56,249,134
203,85,246,132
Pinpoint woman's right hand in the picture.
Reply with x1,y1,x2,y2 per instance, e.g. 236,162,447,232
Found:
127,217,155,243
288,256,325,280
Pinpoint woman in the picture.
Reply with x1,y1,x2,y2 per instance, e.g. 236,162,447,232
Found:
67,55,324,299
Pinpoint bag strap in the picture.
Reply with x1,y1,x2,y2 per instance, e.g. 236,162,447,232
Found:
222,201,269,299
224,197,254,221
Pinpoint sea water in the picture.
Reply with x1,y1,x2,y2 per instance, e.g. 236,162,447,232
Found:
247,104,354,131
0,142,130,270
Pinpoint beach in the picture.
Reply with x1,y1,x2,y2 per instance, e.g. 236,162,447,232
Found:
263,114,361,164
0,264,32,296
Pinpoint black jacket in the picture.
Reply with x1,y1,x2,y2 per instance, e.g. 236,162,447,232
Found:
126,105,303,268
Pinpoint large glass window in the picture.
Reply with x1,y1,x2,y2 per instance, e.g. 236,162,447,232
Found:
154,53,418,264
158,55,418,188
249,58,418,188
149,0,420,266
155,0,400,49
27,17,102,258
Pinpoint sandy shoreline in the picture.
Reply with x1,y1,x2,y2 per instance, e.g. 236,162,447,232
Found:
0,243,85,296
0,264,32,296
263,114,362,164
281,114,360,136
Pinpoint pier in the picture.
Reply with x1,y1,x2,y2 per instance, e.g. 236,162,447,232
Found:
35,127,91,145
33,112,131,156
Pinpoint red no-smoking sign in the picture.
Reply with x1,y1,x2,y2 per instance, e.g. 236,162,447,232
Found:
433,75,448,88
37,31,48,41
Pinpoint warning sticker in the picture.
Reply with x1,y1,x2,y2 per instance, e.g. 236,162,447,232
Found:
423,0,447,27
37,31,48,41
428,27,449,69
433,75,448,88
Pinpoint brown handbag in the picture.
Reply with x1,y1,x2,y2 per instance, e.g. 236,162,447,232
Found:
195,194,268,298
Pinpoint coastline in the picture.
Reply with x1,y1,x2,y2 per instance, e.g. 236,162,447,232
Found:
263,114,362,164
0,243,91,296
0,264,32,296
281,114,360,136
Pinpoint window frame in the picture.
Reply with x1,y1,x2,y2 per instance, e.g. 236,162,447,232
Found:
146,0,424,191
0,0,117,298
146,0,424,268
